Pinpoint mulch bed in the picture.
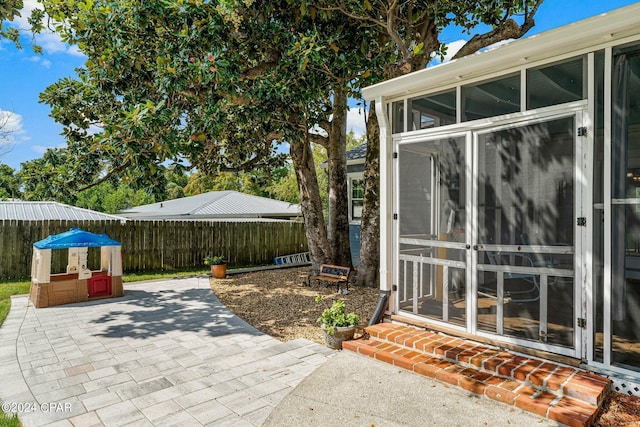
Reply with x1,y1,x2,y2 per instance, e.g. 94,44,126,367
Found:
208,266,378,345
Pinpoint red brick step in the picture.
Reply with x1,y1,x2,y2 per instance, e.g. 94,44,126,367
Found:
343,323,610,427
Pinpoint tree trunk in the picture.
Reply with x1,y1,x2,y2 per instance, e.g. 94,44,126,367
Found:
289,137,330,270
355,102,380,288
327,86,353,267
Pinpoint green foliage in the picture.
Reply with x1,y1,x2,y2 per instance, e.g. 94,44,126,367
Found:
0,0,22,22
183,172,216,196
38,0,296,190
0,0,23,49
17,148,91,204
184,167,302,204
316,297,360,335
307,0,542,76
32,0,540,270
265,164,300,204
0,165,20,200
0,280,30,327
0,408,20,426
165,167,189,200
16,147,158,210
75,182,155,214
36,0,380,195
0,0,46,53
204,255,226,266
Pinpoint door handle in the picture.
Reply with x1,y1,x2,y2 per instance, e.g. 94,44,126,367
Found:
473,245,478,250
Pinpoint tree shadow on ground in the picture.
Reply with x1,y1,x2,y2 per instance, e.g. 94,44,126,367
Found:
88,284,263,340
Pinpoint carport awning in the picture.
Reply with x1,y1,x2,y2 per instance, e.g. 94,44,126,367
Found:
34,228,121,249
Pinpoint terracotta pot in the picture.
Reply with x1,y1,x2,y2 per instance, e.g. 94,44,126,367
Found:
321,324,356,350
210,264,227,279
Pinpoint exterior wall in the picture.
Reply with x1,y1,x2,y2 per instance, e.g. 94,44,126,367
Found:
362,3,640,378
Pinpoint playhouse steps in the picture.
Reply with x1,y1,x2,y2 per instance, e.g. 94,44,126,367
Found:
343,323,610,427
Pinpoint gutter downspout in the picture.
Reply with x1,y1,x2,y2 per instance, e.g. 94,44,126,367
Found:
367,290,390,326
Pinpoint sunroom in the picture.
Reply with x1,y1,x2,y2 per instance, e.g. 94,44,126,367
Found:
363,3,640,379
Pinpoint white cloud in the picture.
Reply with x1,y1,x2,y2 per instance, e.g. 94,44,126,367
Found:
442,40,467,63
0,110,28,143
429,39,467,66
24,55,52,68
346,106,367,138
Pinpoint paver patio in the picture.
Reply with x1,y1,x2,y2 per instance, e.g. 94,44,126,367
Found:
0,276,335,426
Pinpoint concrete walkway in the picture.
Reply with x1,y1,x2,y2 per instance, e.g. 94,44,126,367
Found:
0,277,335,426
264,351,559,427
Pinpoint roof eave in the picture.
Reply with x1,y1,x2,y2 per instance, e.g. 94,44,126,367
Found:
363,4,640,101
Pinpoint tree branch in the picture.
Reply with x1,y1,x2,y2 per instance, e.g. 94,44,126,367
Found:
452,0,543,59
77,159,132,192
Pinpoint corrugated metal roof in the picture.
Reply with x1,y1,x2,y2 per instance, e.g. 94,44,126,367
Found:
0,201,128,222
119,191,301,219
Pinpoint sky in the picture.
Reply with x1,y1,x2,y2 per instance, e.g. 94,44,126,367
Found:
0,0,638,171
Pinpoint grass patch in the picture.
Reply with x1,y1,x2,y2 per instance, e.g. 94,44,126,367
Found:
0,280,30,327
0,281,30,426
0,410,20,426
122,268,210,283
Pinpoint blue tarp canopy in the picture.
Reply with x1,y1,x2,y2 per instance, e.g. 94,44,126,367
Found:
34,228,121,250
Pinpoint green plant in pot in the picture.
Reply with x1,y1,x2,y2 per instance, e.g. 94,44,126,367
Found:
204,255,227,279
316,297,360,350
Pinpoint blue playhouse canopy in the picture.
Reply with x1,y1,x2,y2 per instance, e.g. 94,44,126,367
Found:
34,228,121,250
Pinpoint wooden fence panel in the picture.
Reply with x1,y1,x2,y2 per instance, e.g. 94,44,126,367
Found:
0,219,308,280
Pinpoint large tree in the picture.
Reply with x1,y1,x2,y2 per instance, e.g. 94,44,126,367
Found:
35,0,543,278
317,0,545,287
38,0,382,270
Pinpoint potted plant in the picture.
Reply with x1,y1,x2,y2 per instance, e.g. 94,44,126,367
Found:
316,297,360,350
204,255,227,279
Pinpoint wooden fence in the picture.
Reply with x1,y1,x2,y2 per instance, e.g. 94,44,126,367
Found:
0,219,308,280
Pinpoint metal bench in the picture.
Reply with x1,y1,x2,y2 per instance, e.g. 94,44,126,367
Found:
307,264,351,292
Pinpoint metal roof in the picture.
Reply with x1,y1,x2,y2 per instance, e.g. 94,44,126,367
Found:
0,201,128,222
119,191,301,220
